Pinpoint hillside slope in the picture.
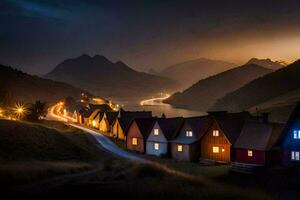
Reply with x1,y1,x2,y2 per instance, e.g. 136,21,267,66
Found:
46,54,179,99
160,58,235,89
164,64,272,111
211,60,300,112
0,64,88,103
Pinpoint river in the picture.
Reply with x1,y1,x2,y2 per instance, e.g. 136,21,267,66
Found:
111,94,206,118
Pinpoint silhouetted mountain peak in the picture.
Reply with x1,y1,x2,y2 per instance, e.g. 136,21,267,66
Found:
246,58,285,70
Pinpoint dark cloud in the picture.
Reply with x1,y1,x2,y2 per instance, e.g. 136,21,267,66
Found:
1,0,300,74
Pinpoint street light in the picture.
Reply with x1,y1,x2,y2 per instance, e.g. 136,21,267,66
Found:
13,103,27,119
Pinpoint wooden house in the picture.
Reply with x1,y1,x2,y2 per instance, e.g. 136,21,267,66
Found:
146,117,184,157
170,116,212,162
232,120,284,171
112,111,152,140
126,118,156,153
200,112,249,163
99,111,119,136
76,103,112,126
280,103,300,165
88,109,101,128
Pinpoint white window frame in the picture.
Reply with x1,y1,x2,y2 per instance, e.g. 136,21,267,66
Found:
291,151,300,161
154,129,159,136
132,138,138,146
213,146,219,153
293,130,300,139
186,130,193,137
177,145,183,152
213,130,219,137
154,143,159,150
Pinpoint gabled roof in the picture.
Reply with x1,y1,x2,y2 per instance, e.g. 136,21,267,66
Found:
234,120,284,150
115,111,152,131
171,116,212,144
212,112,251,144
105,111,119,125
156,117,184,140
130,118,156,139
278,102,300,145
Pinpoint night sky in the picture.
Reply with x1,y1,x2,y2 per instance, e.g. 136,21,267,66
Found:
1,0,300,74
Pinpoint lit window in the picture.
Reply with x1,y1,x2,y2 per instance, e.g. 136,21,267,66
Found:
177,145,183,152
221,148,225,152
213,130,219,136
293,130,300,139
213,146,219,153
291,151,300,161
132,138,137,145
186,131,193,137
154,143,159,150
154,129,159,135
248,150,253,157
92,120,97,127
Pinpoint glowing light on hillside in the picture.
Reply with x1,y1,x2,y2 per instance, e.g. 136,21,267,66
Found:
13,102,28,119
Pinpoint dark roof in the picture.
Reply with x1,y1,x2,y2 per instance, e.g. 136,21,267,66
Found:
116,111,152,131
133,118,156,139
234,120,284,150
212,112,252,144
67,104,85,113
105,111,119,125
278,102,300,145
156,117,184,140
171,116,212,144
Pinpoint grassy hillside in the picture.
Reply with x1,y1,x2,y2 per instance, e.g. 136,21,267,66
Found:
0,64,89,103
0,119,113,187
165,64,272,111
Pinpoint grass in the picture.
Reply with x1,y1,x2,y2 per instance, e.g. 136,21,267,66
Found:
0,119,118,187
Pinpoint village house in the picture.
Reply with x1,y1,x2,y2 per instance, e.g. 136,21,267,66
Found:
112,111,152,140
146,117,184,157
170,116,212,162
200,112,250,163
126,118,156,153
99,111,119,136
77,103,112,126
231,120,284,172
280,103,300,166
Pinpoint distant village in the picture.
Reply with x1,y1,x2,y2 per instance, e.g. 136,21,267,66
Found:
59,93,300,174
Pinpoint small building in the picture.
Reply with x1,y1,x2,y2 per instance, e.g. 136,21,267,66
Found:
200,112,248,163
112,111,152,140
232,120,284,172
126,118,156,153
146,117,184,157
76,103,112,126
88,109,101,128
280,103,300,165
99,111,119,136
170,116,212,162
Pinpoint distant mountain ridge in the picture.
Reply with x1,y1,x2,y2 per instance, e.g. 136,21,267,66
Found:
159,58,235,89
164,63,272,111
246,58,286,70
0,64,88,103
46,54,179,98
211,59,300,112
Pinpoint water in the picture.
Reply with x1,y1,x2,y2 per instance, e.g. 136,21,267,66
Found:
112,96,206,118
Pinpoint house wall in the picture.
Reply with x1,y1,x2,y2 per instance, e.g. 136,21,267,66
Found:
171,142,200,162
235,149,266,165
201,121,231,162
126,121,145,153
146,122,168,156
99,118,110,133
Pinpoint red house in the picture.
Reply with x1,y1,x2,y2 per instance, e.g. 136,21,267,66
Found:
126,118,156,153
232,120,284,172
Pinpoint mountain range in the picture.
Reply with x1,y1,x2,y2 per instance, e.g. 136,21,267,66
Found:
164,63,272,111
246,58,286,70
211,59,300,113
159,58,235,89
0,64,87,103
46,55,179,99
